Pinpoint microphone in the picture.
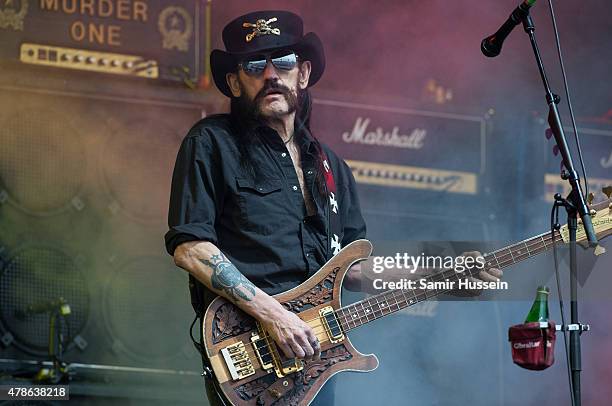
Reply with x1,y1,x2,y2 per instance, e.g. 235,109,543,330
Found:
14,297,70,320
481,0,536,57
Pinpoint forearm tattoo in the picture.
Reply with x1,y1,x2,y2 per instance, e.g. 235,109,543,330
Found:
200,252,256,302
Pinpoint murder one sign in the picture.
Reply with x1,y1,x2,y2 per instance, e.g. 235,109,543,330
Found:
39,0,149,47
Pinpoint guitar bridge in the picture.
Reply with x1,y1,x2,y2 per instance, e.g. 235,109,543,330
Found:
220,342,255,381
319,306,345,343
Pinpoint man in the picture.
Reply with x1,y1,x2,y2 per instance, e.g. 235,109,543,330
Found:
164,10,362,405
165,10,502,405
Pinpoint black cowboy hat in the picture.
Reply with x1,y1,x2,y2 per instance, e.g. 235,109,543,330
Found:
210,10,325,97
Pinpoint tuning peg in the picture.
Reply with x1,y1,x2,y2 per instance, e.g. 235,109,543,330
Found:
545,128,553,139
553,145,559,156
603,186,612,199
587,192,594,205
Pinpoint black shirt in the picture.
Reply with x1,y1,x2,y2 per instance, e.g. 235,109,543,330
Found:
164,114,366,298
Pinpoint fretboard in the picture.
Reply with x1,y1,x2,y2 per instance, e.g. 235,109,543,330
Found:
335,230,562,332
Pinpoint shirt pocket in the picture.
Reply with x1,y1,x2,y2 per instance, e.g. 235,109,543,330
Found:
235,177,284,235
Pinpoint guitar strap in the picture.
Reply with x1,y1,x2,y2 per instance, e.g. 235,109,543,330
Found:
317,145,344,258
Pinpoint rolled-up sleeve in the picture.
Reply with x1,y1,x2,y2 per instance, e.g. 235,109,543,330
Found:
164,130,223,255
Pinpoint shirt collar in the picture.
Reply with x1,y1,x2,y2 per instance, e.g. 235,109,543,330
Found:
254,121,317,153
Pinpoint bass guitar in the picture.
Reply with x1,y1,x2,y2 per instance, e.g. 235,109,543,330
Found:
202,193,611,405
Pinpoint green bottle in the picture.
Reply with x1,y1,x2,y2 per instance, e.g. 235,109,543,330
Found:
525,286,550,323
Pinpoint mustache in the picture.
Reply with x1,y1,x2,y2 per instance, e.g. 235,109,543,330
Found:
254,80,292,102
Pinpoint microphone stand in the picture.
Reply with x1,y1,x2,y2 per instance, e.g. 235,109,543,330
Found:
33,302,71,384
520,13,598,406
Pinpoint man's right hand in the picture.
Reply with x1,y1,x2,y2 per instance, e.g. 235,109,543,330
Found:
258,306,320,361
173,241,320,360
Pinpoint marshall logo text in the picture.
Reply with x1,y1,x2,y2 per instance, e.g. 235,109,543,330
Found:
342,117,426,149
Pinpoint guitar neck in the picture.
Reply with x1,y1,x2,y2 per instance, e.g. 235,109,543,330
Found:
336,229,562,332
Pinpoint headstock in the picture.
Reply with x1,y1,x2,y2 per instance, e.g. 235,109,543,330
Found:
558,187,612,256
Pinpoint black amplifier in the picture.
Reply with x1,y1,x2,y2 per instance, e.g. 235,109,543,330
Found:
312,97,488,197
311,96,496,241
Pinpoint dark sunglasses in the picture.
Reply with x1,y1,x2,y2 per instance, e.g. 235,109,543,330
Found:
238,51,299,76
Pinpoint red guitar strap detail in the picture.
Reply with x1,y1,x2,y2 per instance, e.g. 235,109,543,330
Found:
318,148,343,258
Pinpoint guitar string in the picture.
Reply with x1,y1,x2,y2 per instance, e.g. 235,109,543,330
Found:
216,233,560,363
249,233,560,361
335,232,559,328
225,233,562,366
258,231,561,357
331,230,558,328
222,233,560,362
242,223,595,365
300,232,561,353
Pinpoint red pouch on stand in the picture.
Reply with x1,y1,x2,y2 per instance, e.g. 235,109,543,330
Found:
508,321,556,370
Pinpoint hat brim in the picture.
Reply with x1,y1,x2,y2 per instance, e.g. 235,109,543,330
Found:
210,32,325,97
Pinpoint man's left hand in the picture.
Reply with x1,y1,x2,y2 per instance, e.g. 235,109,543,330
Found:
454,251,503,296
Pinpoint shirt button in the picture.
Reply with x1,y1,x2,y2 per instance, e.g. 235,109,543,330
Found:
281,152,287,157
307,170,313,175
292,185,298,191
306,253,310,257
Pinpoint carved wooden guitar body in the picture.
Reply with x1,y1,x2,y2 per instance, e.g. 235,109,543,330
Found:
202,195,612,405
203,240,377,405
